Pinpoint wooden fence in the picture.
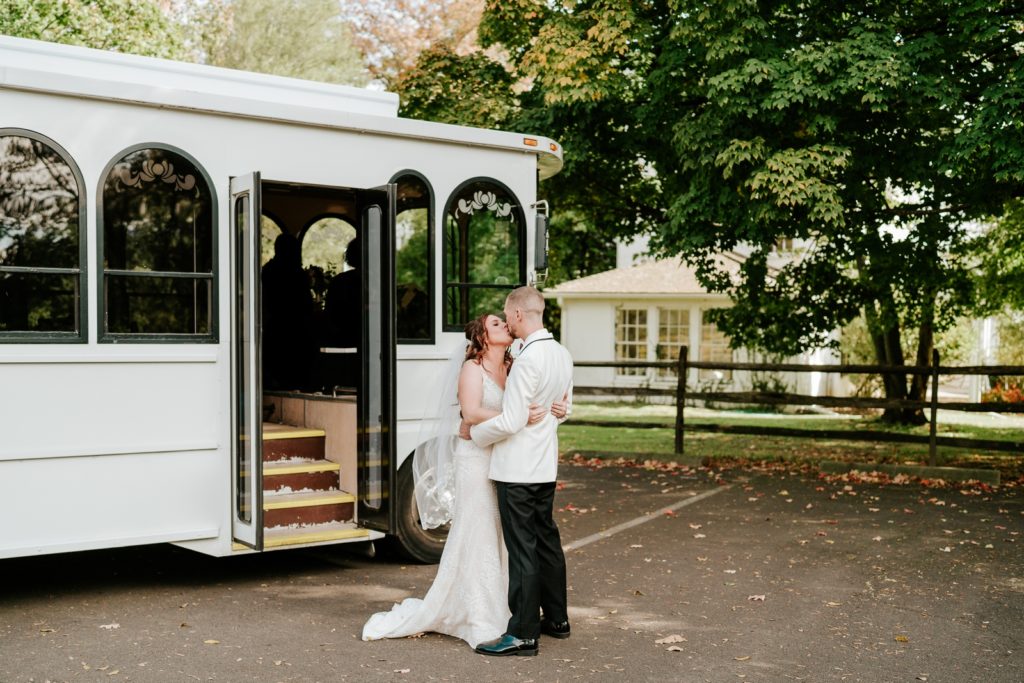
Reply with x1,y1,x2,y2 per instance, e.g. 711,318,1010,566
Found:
570,347,1024,465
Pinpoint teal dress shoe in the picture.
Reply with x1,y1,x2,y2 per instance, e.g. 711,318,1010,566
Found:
474,634,539,656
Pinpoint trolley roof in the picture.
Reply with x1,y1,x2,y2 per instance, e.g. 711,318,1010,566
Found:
0,35,563,179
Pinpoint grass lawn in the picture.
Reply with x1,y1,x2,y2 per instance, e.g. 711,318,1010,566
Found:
559,401,1024,477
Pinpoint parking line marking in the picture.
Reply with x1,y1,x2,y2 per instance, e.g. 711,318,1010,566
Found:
562,485,732,552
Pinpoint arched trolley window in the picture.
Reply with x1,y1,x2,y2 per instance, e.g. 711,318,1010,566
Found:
442,179,525,331
393,171,433,343
0,129,86,342
98,145,217,342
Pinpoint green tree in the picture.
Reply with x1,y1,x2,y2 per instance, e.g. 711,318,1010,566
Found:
186,0,368,85
1,0,187,58
473,0,1023,423
973,199,1024,314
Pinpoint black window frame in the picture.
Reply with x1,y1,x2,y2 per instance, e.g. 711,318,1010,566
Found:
97,143,218,344
0,128,88,343
441,177,526,333
390,169,434,345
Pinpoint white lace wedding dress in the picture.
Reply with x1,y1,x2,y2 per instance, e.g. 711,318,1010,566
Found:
362,374,511,648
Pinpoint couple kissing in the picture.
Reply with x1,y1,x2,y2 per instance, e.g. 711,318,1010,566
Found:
362,285,574,657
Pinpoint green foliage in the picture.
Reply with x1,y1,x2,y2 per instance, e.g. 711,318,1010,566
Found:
469,0,1023,411
188,0,368,85
393,45,517,129
972,199,1024,315
1,0,187,58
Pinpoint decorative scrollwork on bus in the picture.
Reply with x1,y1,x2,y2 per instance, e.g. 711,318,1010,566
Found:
115,159,196,192
455,190,513,219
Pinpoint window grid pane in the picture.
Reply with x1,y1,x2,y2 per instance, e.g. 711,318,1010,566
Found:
443,181,522,330
101,147,215,340
700,313,732,380
615,308,647,377
395,174,430,341
656,307,689,380
0,132,83,338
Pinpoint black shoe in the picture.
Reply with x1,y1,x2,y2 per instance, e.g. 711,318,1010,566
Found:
475,634,539,657
540,619,571,639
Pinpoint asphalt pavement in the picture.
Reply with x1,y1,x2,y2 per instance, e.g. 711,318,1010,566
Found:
1,459,1021,682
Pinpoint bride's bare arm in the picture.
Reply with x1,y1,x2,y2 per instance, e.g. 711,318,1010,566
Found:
458,361,500,425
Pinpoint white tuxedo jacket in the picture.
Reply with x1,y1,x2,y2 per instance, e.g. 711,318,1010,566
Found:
471,329,574,483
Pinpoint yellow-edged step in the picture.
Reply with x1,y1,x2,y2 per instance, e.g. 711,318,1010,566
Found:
264,523,370,548
263,460,340,476
263,490,355,510
262,424,326,440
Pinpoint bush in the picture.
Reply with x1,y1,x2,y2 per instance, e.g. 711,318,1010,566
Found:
981,381,1024,403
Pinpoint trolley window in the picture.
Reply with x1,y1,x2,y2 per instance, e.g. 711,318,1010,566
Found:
393,171,432,343
99,145,217,342
0,130,86,342
442,178,525,331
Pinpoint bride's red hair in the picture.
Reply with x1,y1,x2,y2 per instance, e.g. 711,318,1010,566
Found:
464,314,512,369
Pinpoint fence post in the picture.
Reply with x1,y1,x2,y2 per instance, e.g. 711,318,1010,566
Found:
675,345,688,456
928,349,940,467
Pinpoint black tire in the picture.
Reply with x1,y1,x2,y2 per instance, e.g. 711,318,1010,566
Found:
389,456,449,563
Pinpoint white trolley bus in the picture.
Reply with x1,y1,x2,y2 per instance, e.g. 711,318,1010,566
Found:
0,36,561,562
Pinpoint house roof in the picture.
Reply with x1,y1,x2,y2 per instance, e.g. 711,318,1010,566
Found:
544,257,732,299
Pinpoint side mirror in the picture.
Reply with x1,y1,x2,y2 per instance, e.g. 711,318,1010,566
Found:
534,212,549,271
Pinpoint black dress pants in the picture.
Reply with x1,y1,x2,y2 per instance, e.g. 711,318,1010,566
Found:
495,481,568,639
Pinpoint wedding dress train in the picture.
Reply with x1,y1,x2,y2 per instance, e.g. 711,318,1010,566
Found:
362,375,510,648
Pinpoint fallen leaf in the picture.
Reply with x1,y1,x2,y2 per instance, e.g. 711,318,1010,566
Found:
895,635,909,643
825,601,842,607
666,645,685,652
99,623,120,630
693,533,706,539
747,595,766,601
735,655,751,661
204,640,220,645
872,536,882,542
655,634,686,644
939,546,952,553
630,544,643,549
393,669,411,674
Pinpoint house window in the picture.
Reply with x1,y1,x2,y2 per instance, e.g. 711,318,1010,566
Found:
700,311,732,380
443,179,524,330
0,130,86,341
656,307,689,379
393,172,432,342
100,146,216,341
615,307,647,377
775,237,794,253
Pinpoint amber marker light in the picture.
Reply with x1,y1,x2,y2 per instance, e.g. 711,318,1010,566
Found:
549,143,558,151
523,137,538,147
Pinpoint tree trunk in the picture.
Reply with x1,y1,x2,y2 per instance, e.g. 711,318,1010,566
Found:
906,319,934,424
864,301,913,424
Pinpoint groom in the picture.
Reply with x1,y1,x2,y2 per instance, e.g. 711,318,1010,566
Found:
468,286,574,657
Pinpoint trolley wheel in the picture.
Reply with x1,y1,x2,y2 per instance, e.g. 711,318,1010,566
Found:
389,456,449,564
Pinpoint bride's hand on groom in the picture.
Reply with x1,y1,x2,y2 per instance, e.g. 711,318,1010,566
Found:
550,399,568,420
527,403,547,425
458,419,472,440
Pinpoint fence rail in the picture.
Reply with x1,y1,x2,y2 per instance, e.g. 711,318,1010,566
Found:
572,347,1024,464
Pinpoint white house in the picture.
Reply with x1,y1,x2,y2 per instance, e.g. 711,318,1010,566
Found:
545,254,844,399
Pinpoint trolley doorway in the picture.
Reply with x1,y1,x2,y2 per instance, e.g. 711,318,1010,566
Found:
230,175,396,551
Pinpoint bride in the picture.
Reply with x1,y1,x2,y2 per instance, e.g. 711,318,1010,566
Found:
362,312,565,648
